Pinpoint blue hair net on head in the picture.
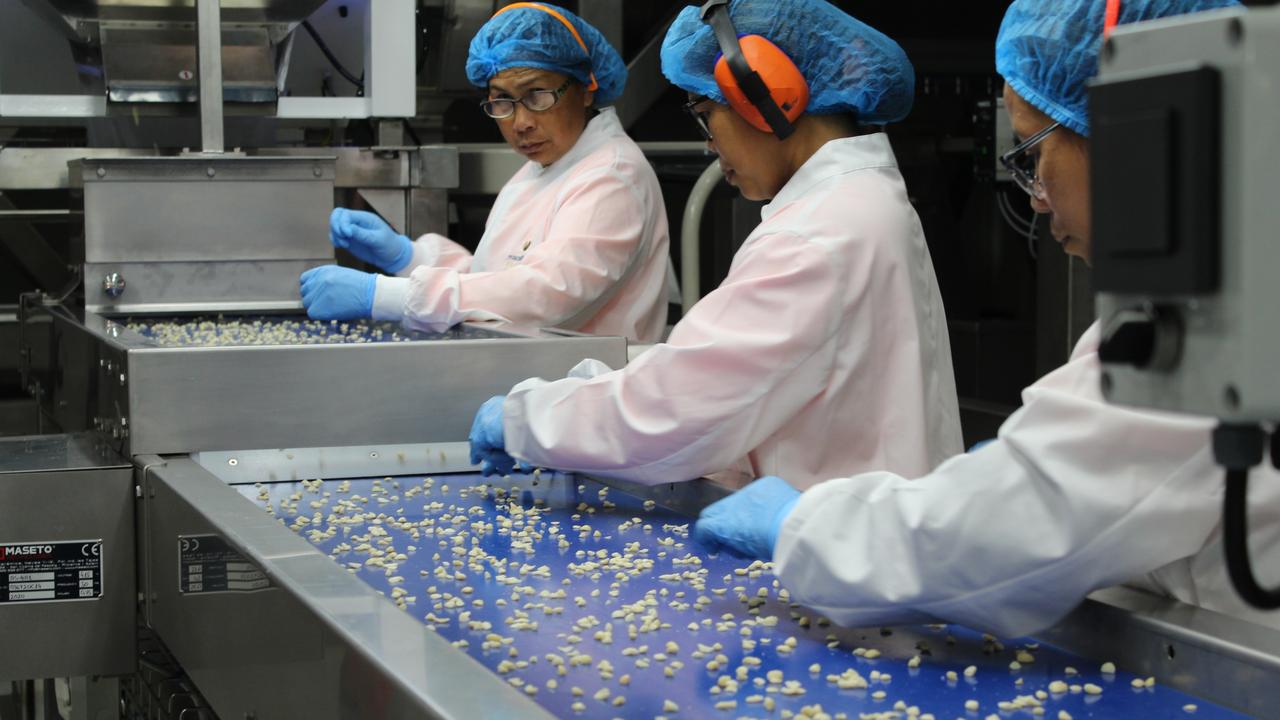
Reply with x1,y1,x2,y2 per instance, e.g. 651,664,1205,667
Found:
659,0,914,124
997,0,1240,137
466,3,626,106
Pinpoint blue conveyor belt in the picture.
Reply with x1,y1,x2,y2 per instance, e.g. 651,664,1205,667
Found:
243,473,1246,719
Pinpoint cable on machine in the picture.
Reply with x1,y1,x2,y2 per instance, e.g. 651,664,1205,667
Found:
1213,422,1280,609
301,20,365,94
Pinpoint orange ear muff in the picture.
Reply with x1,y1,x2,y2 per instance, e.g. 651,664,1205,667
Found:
713,35,809,135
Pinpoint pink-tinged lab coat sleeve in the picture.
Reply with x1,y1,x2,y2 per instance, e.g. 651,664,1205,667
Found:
398,233,475,274
772,323,1280,636
503,231,844,484
399,168,650,333
496,133,958,489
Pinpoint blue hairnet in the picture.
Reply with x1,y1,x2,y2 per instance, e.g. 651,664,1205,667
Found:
996,0,1240,137
659,0,915,124
466,3,627,106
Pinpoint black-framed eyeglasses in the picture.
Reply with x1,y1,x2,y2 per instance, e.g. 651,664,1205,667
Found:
683,95,713,142
1000,121,1061,200
481,80,572,119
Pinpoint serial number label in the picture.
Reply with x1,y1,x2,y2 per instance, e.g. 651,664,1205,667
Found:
0,540,103,604
178,534,270,594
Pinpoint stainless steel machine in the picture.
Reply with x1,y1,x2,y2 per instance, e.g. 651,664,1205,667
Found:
1093,4,1280,422
19,303,627,458
1091,5,1280,610
0,434,133,683
2,0,456,259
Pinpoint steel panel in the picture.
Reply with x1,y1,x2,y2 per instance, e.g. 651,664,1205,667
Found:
1043,586,1280,719
0,432,128,473
0,433,134,680
72,157,334,264
366,0,415,119
124,332,623,455
99,31,277,104
28,0,330,24
410,146,460,190
82,259,327,311
0,148,154,190
0,94,107,119
23,304,627,457
1096,8,1280,419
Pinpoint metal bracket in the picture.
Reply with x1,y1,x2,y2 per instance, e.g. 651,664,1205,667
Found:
356,188,407,235
48,264,84,306
16,292,39,391
135,454,167,624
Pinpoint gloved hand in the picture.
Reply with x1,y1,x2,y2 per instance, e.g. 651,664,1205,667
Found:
693,476,802,561
469,396,521,477
330,208,414,273
300,266,376,320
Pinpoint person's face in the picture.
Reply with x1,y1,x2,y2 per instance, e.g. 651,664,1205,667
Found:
1003,85,1093,262
489,68,593,167
689,95,789,202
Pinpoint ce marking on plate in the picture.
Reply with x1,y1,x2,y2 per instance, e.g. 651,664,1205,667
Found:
81,542,101,557
180,537,201,553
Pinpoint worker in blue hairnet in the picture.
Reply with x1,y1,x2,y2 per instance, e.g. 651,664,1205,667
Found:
693,0,1280,637
301,3,672,343
470,0,963,493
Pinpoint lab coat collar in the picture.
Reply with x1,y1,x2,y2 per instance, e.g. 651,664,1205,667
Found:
761,132,899,222
527,107,627,181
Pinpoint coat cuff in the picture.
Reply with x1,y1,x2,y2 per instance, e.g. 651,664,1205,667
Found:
372,276,411,321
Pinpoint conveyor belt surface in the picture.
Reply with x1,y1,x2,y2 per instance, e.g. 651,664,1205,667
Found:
122,315,503,347
243,473,1245,719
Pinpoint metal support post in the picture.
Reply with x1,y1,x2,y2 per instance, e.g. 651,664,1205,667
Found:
375,119,406,148
196,0,225,154
367,0,416,118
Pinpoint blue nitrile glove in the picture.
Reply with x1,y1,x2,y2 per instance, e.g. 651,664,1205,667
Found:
330,208,414,273
300,266,376,320
469,395,521,477
693,476,802,561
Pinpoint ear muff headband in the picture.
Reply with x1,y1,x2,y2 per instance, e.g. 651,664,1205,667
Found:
491,2,600,92
699,0,808,140
1103,0,1122,39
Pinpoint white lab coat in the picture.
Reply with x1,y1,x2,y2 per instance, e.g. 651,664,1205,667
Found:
501,133,963,490
775,322,1280,637
371,108,671,343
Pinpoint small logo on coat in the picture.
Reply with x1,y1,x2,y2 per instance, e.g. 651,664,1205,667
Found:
507,240,533,264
